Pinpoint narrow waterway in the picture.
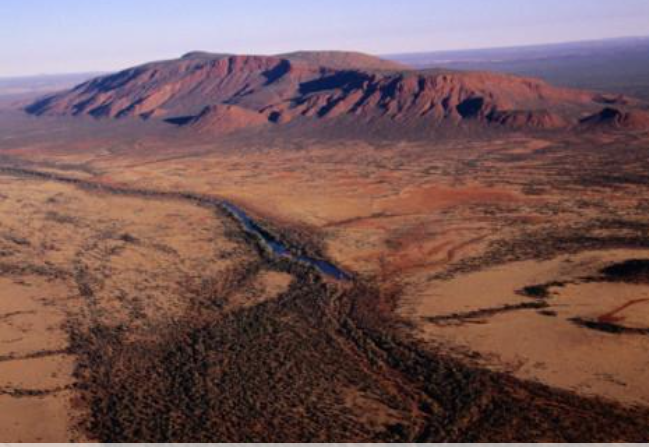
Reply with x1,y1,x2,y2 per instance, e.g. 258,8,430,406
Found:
221,202,351,280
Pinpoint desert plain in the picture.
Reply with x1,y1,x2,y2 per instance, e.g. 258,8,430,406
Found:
0,106,648,441
0,49,648,441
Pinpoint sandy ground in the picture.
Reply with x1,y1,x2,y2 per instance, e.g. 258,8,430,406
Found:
401,249,649,407
1,113,649,438
0,277,76,442
0,175,267,441
86,132,649,409
54,130,647,409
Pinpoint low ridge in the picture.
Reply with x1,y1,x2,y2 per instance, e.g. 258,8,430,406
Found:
581,107,649,130
188,104,269,133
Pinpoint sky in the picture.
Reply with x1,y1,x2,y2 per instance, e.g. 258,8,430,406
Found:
1,0,649,77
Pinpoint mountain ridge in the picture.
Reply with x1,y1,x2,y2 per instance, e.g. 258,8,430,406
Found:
25,50,649,134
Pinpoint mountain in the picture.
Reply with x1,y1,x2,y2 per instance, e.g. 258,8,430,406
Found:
25,51,649,133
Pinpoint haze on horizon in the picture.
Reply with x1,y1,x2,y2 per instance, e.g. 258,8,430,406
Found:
2,0,649,77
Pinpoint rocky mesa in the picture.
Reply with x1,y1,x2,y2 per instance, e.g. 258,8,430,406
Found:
25,51,649,133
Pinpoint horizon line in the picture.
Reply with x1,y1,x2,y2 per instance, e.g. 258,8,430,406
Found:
3,33,649,79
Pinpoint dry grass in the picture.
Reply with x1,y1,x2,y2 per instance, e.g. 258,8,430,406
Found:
1,112,649,440
0,175,263,441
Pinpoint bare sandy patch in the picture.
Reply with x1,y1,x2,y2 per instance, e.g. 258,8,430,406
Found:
404,249,649,407
374,184,520,215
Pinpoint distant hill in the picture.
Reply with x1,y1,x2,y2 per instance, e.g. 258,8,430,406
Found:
0,73,102,97
0,73,103,110
386,37,649,101
24,50,649,134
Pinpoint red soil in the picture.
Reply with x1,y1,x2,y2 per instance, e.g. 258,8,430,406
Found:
597,298,649,324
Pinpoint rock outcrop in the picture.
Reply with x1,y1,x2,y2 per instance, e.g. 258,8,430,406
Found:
25,51,649,133
581,107,649,130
